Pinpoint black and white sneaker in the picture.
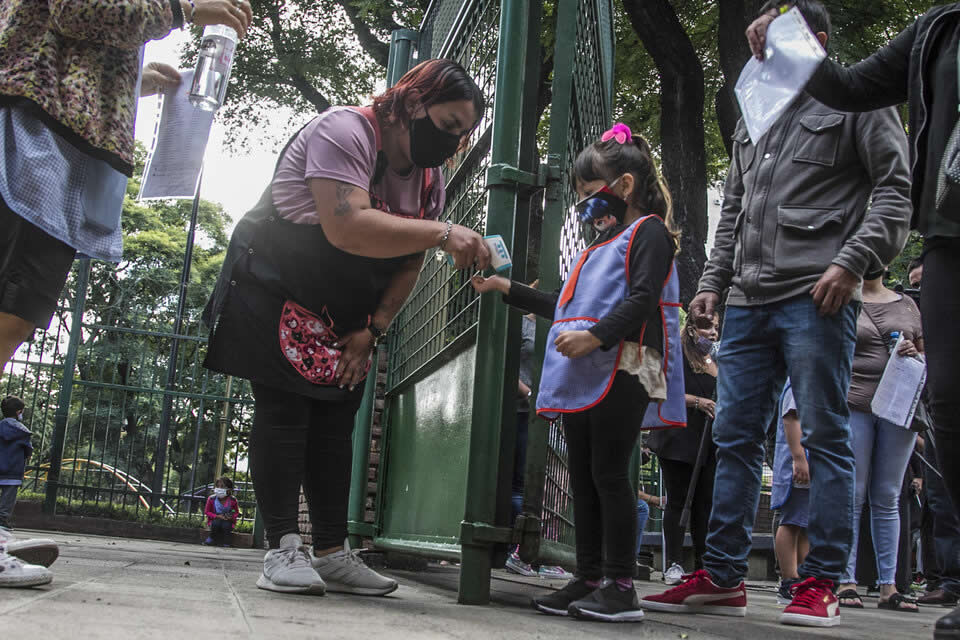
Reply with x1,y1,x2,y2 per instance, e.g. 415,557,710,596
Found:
568,581,645,622
532,577,596,616
778,578,801,605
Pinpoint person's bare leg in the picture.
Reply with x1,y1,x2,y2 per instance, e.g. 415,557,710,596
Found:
776,524,800,579
0,312,35,380
796,529,810,566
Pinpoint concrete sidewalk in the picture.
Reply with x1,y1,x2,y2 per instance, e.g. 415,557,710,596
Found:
0,530,944,639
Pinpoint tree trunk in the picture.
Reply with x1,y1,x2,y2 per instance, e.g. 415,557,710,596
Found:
717,0,761,155
621,0,707,304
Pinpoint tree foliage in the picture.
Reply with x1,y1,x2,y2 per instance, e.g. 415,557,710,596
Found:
4,145,250,510
184,0,939,297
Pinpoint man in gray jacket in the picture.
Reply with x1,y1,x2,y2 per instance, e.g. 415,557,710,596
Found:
641,0,912,628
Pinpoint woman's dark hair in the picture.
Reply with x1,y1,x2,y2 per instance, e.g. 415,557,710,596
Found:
373,59,485,131
215,476,234,491
760,0,831,44
680,313,716,374
573,132,679,244
1,396,24,418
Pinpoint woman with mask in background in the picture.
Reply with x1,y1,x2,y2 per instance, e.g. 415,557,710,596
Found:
203,59,489,597
646,314,719,585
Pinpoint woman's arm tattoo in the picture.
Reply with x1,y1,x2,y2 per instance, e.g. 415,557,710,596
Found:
334,182,354,217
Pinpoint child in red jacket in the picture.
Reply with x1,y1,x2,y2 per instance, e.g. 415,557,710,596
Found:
204,476,239,547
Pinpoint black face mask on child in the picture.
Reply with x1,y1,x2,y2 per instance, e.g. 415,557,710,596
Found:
409,111,462,169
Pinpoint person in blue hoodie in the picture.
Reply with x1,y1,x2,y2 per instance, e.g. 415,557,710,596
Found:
0,396,32,528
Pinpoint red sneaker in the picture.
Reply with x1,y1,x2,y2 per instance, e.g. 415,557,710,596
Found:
780,577,840,627
640,569,746,617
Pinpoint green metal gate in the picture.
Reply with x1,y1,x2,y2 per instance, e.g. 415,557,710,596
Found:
367,0,614,605
517,0,616,571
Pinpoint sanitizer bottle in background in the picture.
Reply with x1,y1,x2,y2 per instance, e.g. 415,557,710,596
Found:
189,25,237,111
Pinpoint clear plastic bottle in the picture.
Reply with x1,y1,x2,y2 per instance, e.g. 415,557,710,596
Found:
188,25,238,111
887,331,901,354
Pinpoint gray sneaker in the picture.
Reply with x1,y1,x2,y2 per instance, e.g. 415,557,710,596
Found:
257,533,326,595
0,528,59,568
0,551,52,588
312,541,398,596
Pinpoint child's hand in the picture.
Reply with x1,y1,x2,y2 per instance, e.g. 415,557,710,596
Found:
792,455,810,486
554,330,602,358
470,274,510,295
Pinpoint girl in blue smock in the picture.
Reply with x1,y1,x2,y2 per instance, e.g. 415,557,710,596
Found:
471,123,683,622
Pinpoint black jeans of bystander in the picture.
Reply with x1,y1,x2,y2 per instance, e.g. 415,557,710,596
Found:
920,239,960,514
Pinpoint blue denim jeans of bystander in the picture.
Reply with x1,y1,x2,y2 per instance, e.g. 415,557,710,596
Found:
702,295,858,587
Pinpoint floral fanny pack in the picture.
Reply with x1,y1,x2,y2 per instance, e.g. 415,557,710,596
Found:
279,300,371,385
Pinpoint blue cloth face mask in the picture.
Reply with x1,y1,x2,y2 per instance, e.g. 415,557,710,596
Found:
696,335,715,355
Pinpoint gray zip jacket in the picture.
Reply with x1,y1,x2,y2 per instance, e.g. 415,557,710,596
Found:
698,93,912,306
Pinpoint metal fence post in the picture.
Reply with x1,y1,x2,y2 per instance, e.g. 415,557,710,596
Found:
386,29,418,87
44,258,91,514
458,0,532,605
151,173,203,507
347,351,378,548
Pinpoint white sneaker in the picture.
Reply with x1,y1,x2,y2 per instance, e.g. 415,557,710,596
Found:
0,551,52,588
257,533,326,595
312,540,398,595
0,528,59,567
663,562,684,586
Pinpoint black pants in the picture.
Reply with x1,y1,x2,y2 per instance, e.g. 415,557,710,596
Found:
563,372,651,579
659,456,715,570
210,518,233,545
250,383,363,549
921,239,960,513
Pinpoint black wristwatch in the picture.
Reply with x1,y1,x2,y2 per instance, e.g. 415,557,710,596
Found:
368,323,386,347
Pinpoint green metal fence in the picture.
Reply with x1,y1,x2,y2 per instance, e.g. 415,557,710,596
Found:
4,256,258,536
518,0,615,569
370,0,615,604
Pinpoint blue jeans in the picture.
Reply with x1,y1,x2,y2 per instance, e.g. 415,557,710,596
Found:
703,296,858,587
841,410,917,585
636,498,650,555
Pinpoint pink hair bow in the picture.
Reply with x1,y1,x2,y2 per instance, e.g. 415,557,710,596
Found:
601,123,632,144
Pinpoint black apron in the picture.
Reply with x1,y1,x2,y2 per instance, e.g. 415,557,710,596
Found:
202,107,433,402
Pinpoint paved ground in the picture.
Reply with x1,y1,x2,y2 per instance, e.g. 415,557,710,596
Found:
0,530,946,639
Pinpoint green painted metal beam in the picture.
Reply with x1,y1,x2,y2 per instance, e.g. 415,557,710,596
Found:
347,351,379,549
457,0,534,606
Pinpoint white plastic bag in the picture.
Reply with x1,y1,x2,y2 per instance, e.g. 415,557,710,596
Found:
734,7,826,144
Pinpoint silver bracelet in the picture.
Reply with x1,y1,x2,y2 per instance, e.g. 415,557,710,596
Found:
439,219,453,251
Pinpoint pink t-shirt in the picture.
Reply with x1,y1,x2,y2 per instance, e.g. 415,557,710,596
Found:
271,107,445,223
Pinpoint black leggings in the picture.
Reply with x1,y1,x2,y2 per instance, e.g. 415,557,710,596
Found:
563,372,651,579
249,383,363,549
920,239,960,513
659,456,715,570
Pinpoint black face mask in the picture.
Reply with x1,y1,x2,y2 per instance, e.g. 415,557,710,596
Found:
410,112,462,169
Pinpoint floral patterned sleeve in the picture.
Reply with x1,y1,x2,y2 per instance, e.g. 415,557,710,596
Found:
48,0,174,50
